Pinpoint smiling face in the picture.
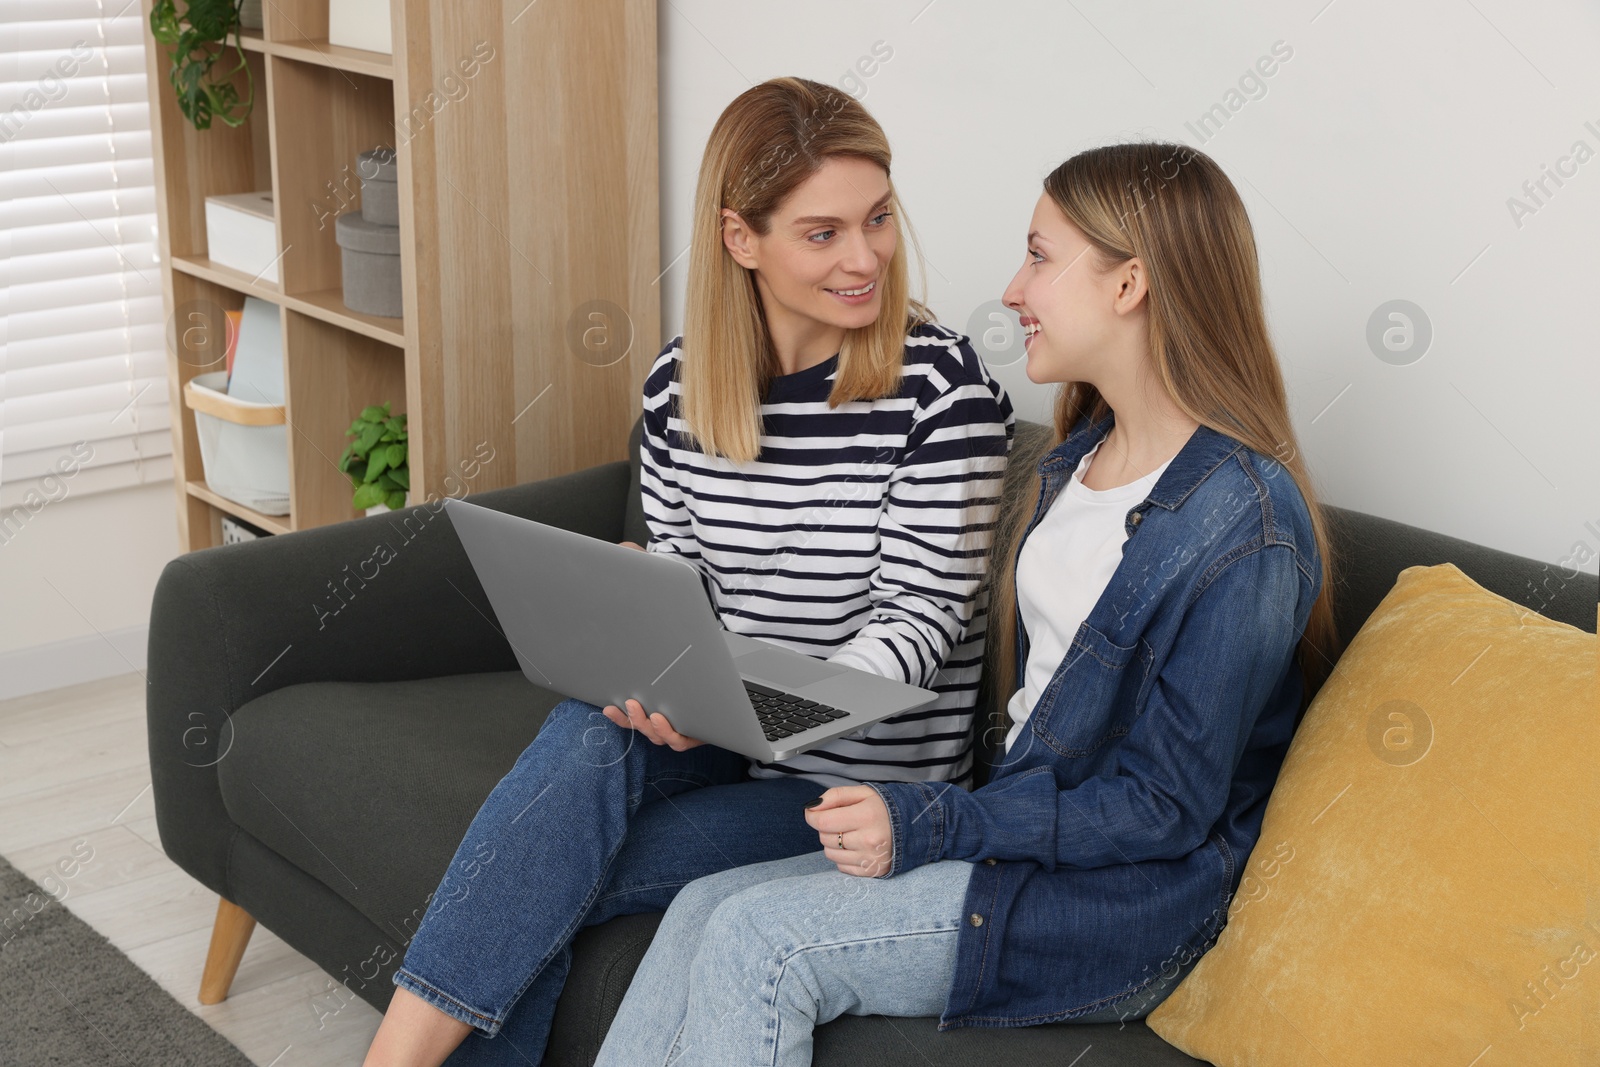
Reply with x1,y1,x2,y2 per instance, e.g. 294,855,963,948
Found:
722,155,896,346
1002,192,1145,386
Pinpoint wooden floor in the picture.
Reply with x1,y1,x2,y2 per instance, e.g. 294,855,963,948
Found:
0,672,381,1066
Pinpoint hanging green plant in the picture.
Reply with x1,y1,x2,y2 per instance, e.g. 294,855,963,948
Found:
149,0,254,130
339,402,410,512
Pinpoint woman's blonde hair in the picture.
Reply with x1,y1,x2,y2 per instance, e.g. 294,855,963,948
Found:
680,76,932,462
986,143,1342,723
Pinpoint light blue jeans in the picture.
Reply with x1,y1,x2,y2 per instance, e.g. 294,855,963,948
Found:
594,850,970,1067
595,850,1195,1067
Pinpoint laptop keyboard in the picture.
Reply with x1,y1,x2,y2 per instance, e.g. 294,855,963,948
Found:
744,681,850,742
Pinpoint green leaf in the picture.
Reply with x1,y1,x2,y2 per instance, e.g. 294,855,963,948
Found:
386,443,406,468
155,0,252,131
338,444,353,470
357,424,383,454
352,483,385,510
376,472,400,492
186,0,237,38
149,0,181,44
388,466,410,490
385,489,407,510
365,448,389,483
360,405,388,423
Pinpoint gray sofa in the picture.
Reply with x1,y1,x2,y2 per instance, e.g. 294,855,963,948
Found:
146,414,1598,1066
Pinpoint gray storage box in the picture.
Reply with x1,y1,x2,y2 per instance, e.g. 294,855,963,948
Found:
357,147,398,227
335,211,403,319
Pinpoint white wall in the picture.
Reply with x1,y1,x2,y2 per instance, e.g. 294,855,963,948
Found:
658,0,1600,577
0,482,177,695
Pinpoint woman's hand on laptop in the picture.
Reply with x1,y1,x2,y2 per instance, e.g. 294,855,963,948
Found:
601,698,706,750
604,545,700,747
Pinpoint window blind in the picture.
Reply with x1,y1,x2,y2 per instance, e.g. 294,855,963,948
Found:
2,0,171,511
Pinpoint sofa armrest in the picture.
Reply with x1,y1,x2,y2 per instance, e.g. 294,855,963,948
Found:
145,459,631,895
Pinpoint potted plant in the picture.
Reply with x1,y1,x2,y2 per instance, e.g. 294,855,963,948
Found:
340,402,411,514
149,0,254,130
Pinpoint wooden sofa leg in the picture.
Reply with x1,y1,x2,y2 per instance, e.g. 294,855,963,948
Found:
198,898,257,1004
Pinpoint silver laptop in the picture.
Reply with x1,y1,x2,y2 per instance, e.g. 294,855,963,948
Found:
442,497,939,761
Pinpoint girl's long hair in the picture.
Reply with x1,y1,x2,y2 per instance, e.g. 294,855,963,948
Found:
680,76,933,462
986,143,1342,725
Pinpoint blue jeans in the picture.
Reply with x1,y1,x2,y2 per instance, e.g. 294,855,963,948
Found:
596,851,1201,1067
392,698,827,1066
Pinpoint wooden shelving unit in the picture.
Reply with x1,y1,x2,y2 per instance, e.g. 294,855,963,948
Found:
142,0,660,549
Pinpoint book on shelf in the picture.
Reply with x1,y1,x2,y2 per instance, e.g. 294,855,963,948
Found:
227,296,285,406
224,308,243,388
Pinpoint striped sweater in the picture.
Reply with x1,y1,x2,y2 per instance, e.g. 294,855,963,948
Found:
641,321,1016,789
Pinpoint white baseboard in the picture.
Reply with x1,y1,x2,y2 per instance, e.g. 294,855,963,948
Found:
0,624,148,702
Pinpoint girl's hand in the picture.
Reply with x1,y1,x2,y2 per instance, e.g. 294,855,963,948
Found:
805,786,893,878
619,541,645,551
601,698,706,750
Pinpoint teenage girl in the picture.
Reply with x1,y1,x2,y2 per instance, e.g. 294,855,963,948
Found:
592,141,1340,1067
361,77,1014,1067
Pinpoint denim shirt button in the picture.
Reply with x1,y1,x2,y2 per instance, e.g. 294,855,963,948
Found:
1130,511,1144,526
969,913,984,927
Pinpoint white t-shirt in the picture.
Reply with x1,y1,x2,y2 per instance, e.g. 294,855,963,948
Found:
1003,438,1176,754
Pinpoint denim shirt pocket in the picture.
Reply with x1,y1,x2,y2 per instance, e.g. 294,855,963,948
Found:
1030,623,1154,758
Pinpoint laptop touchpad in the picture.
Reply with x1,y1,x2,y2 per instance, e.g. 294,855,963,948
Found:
735,648,845,689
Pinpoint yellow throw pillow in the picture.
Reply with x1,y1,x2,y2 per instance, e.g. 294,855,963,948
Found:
1147,562,1598,1066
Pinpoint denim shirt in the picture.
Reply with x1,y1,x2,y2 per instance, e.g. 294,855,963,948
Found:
866,408,1323,1028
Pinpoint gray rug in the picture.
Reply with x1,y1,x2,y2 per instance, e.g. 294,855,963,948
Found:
0,853,254,1066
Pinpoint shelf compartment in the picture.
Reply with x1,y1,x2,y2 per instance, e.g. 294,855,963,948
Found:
148,46,272,261
166,271,253,534
282,310,407,530
267,55,399,309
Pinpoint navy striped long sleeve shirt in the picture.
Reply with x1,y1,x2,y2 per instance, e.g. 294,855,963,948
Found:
641,321,1016,789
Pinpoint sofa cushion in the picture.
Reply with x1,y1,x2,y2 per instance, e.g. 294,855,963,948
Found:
1146,563,1598,1065
216,670,562,941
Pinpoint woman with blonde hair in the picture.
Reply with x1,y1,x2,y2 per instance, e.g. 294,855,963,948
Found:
362,76,1014,1066
594,141,1341,1066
